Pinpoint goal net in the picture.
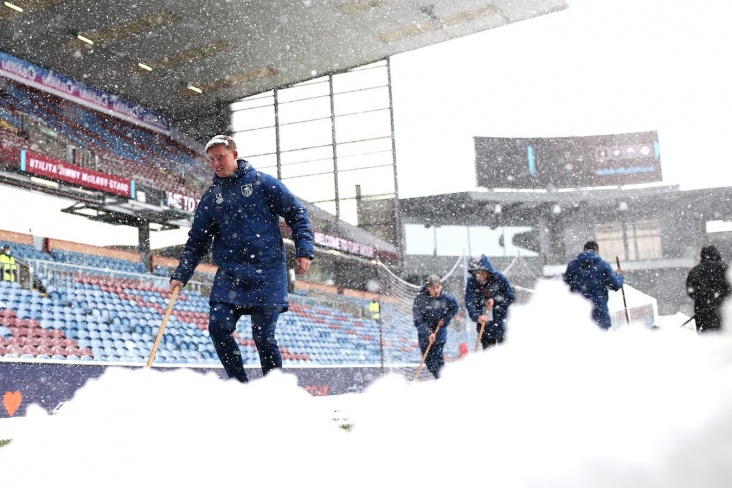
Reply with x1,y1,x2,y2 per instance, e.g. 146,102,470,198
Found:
374,255,539,380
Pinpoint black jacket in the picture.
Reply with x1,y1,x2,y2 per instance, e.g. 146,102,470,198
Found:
686,246,731,313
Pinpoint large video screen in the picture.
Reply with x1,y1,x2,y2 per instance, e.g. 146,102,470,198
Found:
474,131,662,189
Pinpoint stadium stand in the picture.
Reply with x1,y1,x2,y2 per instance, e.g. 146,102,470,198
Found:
0,71,435,369
0,75,211,196
0,230,431,368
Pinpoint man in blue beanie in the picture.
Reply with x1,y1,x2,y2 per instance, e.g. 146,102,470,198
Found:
563,241,624,329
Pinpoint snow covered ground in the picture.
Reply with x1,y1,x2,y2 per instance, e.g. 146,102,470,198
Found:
657,312,695,331
1,279,731,487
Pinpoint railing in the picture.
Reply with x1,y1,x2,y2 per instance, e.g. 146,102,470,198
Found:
0,262,19,283
290,289,369,319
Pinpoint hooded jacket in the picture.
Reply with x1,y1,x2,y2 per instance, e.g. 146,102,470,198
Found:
686,245,730,314
563,250,624,329
465,255,515,339
413,285,459,343
171,160,314,310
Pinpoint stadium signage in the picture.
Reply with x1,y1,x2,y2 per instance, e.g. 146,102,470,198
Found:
164,191,200,213
314,231,375,258
474,131,662,189
0,50,171,134
20,150,132,197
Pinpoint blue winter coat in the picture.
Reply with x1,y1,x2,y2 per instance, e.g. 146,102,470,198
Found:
563,250,624,329
465,255,515,339
171,160,314,310
413,285,459,344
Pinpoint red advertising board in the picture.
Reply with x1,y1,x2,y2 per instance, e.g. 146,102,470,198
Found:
314,231,375,258
21,150,132,197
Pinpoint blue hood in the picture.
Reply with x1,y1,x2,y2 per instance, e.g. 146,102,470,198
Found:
471,254,496,274
464,257,516,337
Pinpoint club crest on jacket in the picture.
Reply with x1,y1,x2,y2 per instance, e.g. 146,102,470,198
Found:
241,184,253,197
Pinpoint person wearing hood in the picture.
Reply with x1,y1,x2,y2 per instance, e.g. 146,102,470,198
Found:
465,255,515,349
413,274,459,378
686,245,731,333
171,135,314,383
563,241,624,329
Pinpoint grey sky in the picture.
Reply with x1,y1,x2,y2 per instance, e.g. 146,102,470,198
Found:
392,0,732,197
1,0,731,249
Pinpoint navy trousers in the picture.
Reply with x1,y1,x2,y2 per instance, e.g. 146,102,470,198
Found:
480,335,504,349
476,323,505,349
209,302,282,383
418,338,445,379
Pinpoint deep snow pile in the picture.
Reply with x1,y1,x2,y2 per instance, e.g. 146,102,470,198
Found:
2,279,731,487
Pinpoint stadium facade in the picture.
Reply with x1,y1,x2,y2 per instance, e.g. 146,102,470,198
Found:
386,184,732,316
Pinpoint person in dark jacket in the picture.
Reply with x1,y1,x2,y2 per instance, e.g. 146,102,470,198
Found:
465,255,515,349
171,135,314,383
686,245,731,333
413,274,459,378
563,241,624,330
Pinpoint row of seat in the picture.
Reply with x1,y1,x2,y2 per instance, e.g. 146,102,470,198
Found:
0,269,444,366
0,241,178,281
0,76,211,197
51,250,147,274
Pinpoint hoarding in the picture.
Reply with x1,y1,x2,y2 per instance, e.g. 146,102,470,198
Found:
20,150,133,197
475,131,661,189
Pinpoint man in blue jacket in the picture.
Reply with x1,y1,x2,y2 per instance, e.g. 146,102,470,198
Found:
563,241,624,329
171,135,314,382
465,255,515,349
413,274,459,378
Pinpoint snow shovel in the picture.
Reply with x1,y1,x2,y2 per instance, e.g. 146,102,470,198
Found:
413,319,445,382
616,257,631,326
474,305,492,352
146,286,180,368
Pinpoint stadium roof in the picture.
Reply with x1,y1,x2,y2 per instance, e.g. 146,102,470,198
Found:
0,0,568,124
398,185,702,227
